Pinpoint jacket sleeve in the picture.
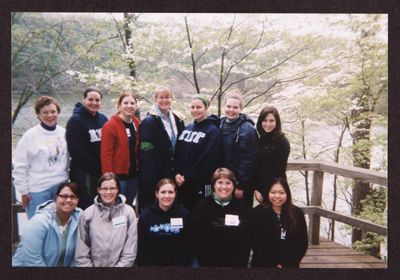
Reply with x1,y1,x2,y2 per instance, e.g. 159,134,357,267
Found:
115,207,138,267
66,116,101,175
273,136,290,179
12,215,48,266
139,118,157,195
236,124,259,190
74,212,94,267
100,122,116,174
184,127,222,183
12,133,31,195
136,214,153,266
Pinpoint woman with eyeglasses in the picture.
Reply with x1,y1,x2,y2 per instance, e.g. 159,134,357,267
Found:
12,183,82,267
75,172,137,267
139,86,185,212
66,87,108,209
13,96,69,219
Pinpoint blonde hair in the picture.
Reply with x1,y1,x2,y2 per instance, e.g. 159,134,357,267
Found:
223,90,243,109
154,86,173,99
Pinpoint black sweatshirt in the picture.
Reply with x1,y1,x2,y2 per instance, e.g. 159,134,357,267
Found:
250,205,308,267
137,202,191,266
188,195,251,267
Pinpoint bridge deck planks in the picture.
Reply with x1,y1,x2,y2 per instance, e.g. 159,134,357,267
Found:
300,240,387,268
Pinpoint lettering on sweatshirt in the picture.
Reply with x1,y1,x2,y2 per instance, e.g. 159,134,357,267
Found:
88,129,102,143
178,130,206,143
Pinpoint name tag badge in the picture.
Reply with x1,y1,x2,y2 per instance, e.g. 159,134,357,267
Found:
112,215,127,229
281,228,287,240
225,214,240,226
170,218,183,229
126,128,131,137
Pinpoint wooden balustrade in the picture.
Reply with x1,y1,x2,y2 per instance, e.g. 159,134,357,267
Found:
287,159,387,245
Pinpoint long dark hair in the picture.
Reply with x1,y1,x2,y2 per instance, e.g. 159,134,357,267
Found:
256,106,283,138
264,178,298,234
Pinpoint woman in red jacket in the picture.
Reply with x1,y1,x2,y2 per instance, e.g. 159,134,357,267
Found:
101,91,140,207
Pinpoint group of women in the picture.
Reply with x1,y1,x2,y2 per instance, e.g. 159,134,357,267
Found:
12,86,308,268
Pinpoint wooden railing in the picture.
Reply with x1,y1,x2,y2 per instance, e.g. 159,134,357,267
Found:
287,159,387,245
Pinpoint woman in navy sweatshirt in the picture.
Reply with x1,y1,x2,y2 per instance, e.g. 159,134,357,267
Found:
66,87,108,209
175,95,221,211
137,178,191,266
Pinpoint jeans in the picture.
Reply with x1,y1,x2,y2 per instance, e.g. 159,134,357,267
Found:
26,184,60,219
120,177,139,207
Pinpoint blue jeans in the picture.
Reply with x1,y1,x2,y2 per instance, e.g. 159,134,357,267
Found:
120,177,138,207
26,184,59,219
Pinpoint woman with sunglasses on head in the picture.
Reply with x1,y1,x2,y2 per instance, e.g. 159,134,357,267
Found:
250,178,308,268
75,172,137,267
189,168,251,267
12,183,81,267
101,91,140,206
175,95,221,211
137,178,191,266
12,96,69,219
139,86,185,211
66,87,108,209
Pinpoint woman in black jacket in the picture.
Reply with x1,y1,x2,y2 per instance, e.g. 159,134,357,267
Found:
251,178,308,268
189,168,251,267
139,86,185,212
137,178,191,266
253,106,290,203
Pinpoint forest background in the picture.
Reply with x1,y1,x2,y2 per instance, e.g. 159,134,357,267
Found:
11,12,388,259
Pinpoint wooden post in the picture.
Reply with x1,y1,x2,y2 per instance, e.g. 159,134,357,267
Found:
309,170,324,245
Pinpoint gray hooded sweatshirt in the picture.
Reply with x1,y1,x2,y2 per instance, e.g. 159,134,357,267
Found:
75,194,137,267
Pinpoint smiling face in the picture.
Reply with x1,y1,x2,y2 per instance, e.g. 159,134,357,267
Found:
98,179,119,206
156,183,176,211
56,186,79,216
262,113,277,133
118,95,137,119
224,97,242,121
83,91,102,115
190,99,208,122
37,103,59,127
155,90,172,114
214,177,234,200
268,183,288,212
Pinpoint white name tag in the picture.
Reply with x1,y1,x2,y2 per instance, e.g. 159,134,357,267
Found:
112,215,127,229
170,218,183,229
126,128,131,137
281,228,287,240
225,214,240,226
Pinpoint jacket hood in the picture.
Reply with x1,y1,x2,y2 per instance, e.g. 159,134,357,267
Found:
221,113,254,126
72,102,99,118
148,200,182,214
195,114,220,127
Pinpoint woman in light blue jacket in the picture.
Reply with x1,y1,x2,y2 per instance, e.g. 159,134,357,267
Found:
12,183,82,267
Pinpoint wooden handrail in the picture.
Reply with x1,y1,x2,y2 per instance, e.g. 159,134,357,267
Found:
287,160,387,186
288,159,387,245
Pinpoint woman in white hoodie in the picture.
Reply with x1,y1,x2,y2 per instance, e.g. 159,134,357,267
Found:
75,172,138,267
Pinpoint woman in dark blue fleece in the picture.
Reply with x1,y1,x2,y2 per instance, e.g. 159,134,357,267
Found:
139,86,185,212
66,87,108,209
175,95,221,211
219,90,258,207
137,178,191,266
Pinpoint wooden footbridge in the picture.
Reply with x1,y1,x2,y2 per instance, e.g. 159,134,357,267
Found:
288,160,387,269
12,160,388,268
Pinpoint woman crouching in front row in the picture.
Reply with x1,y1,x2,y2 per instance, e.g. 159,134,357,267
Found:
250,178,308,268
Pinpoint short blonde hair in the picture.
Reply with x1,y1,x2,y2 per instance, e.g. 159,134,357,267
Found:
154,86,173,99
